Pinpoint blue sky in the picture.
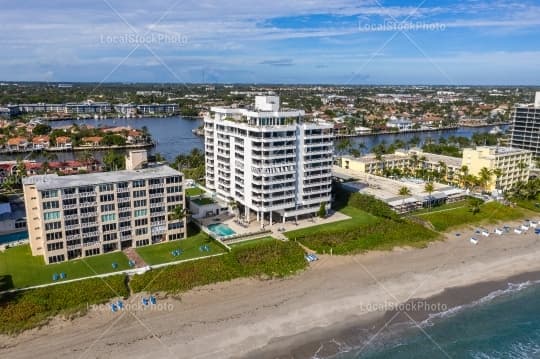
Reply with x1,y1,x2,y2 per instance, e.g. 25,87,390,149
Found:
0,0,539,84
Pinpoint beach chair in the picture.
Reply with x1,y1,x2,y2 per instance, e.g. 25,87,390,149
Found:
128,260,135,268
111,304,118,312
521,225,529,231
142,298,149,306
494,228,503,235
117,300,124,309
150,296,157,305
52,273,59,281
60,272,66,279
112,262,118,269
481,230,489,237
470,238,479,245
514,229,522,234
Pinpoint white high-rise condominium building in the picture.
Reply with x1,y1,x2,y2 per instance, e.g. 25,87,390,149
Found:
510,92,540,156
204,96,334,225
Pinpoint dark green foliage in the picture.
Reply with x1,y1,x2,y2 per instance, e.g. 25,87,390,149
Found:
0,276,128,334
130,240,306,293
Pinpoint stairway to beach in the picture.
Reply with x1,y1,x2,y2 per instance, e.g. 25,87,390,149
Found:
123,247,147,268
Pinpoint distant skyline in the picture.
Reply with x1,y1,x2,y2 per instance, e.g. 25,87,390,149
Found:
1,0,539,85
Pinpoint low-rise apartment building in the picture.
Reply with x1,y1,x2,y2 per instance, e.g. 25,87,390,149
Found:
22,161,186,264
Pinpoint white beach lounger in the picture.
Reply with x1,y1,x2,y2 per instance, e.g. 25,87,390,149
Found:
521,225,529,231
494,228,503,235
470,238,479,245
514,229,523,234
481,231,489,237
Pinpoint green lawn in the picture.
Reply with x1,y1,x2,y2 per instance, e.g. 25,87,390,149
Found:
130,238,307,293
0,246,130,289
285,206,378,240
192,197,215,205
411,200,468,215
186,187,205,196
515,197,540,212
285,202,439,255
136,227,226,265
228,236,276,248
418,201,528,231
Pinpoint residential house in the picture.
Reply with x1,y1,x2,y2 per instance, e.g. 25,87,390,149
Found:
32,135,50,150
55,136,73,149
81,136,103,147
7,137,30,151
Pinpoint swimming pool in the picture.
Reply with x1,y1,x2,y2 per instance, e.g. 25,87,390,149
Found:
207,223,236,237
0,230,29,245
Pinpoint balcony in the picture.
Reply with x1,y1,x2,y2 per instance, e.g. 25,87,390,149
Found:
83,240,100,247
64,214,79,220
120,235,132,241
116,187,130,193
67,243,82,250
149,183,164,189
150,202,164,208
65,224,80,231
62,193,78,200
81,221,97,228
63,204,78,210
117,197,131,203
149,193,164,199
79,201,97,208
82,231,100,238
80,211,97,218
79,191,96,197
66,234,81,241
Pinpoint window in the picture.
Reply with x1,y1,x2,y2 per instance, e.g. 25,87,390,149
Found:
100,194,115,202
149,188,164,195
135,218,148,226
101,204,115,212
167,195,182,203
133,180,146,188
99,183,114,192
101,213,116,222
42,190,58,199
135,227,148,235
117,182,128,189
168,222,184,230
102,223,117,232
150,207,164,214
119,211,131,219
133,190,146,198
103,233,118,241
117,192,130,199
150,197,163,204
166,186,181,194
166,176,181,184
47,242,64,251
66,229,81,237
151,215,165,223
118,201,130,209
85,248,100,257
64,209,77,216
48,254,65,263
149,178,162,185
81,216,97,224
63,198,77,206
44,211,60,221
135,239,149,246
43,201,59,210
120,221,131,228
168,233,182,240
80,196,96,204
65,219,79,226
45,221,61,231
134,209,147,217
46,232,63,241
80,207,96,214
134,199,147,207
79,186,94,193
63,188,76,195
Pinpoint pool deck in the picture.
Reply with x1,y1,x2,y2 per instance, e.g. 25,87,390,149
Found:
198,211,351,240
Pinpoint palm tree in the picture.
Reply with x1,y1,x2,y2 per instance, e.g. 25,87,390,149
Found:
168,205,187,221
438,161,447,183
492,168,503,191
424,181,435,210
459,165,469,187
478,167,493,192
398,186,411,196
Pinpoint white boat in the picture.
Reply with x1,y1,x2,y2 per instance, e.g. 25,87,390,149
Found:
470,238,479,245
489,126,503,135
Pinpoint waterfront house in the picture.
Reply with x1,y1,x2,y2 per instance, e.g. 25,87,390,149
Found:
81,136,103,147
32,135,50,150
7,137,30,151
55,136,73,149
127,129,143,144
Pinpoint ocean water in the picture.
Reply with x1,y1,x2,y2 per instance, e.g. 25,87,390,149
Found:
332,281,540,359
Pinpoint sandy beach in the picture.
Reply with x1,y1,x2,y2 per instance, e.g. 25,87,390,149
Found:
2,218,540,359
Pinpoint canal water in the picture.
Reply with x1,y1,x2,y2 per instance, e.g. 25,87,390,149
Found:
0,117,507,162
